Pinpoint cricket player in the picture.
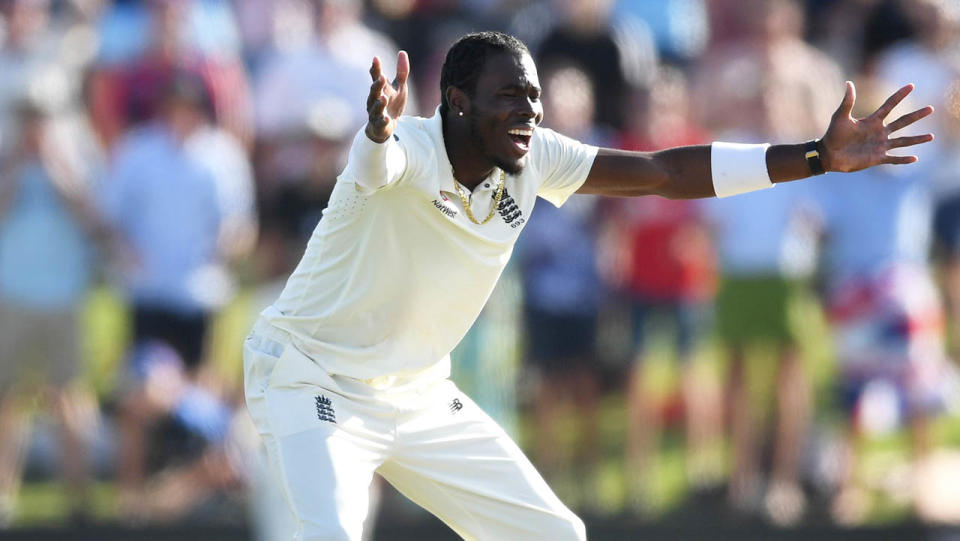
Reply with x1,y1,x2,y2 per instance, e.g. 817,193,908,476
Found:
243,31,933,540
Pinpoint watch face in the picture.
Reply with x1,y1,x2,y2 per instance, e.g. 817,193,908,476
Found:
806,140,824,174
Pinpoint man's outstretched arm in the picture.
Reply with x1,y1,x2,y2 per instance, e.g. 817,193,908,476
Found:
578,82,934,199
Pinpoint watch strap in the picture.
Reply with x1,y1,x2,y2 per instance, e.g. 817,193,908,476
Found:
805,139,825,175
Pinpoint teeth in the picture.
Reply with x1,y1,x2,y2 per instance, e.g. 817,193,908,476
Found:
508,128,533,136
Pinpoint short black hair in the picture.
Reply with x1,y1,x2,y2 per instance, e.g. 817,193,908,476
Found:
439,31,530,116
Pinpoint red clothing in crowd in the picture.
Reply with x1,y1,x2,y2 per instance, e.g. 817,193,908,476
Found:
614,131,716,302
88,56,251,151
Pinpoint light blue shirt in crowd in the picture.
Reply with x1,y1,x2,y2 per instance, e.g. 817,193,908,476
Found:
96,0,241,65
0,161,92,310
706,180,819,277
811,167,932,280
101,124,222,312
614,0,708,61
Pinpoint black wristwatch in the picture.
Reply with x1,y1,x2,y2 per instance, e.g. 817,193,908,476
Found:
805,139,825,175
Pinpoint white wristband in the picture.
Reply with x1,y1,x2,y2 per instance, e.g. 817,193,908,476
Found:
711,142,773,198
348,128,407,192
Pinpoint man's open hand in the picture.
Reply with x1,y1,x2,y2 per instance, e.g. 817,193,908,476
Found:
821,81,934,173
365,51,410,143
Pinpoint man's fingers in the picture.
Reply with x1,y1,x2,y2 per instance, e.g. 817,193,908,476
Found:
872,83,914,120
888,133,934,149
367,99,389,131
882,154,918,165
369,111,387,126
387,91,407,120
365,110,390,142
834,81,856,119
367,52,408,140
370,95,387,117
369,114,388,130
367,75,386,109
886,106,934,133
394,50,410,90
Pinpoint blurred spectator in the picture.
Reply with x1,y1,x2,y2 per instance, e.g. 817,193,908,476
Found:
0,0,52,152
0,0,106,526
252,0,410,275
705,0,752,45
870,0,958,163
515,62,607,509
810,104,959,522
517,194,604,508
613,0,709,63
805,0,884,75
538,60,612,147
251,117,355,282
533,0,657,131
694,0,842,141
99,73,252,520
706,168,820,527
608,67,723,509
253,0,409,141
186,105,258,262
933,80,960,356
694,0,842,525
0,0,95,155
232,0,312,73
867,0,960,357
88,0,252,151
116,341,244,523
95,0,242,65
0,97,107,526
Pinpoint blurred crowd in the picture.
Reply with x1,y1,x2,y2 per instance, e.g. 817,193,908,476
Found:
0,0,959,536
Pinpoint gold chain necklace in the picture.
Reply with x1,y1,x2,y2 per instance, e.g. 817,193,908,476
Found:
451,169,506,225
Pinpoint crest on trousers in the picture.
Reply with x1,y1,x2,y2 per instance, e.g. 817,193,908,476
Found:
315,395,336,423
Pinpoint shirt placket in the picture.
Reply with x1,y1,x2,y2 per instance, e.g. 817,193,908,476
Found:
470,182,496,221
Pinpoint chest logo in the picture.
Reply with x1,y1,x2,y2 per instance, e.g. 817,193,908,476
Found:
433,194,458,218
497,188,525,228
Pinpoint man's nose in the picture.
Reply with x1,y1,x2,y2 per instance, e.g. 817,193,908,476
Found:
517,97,538,118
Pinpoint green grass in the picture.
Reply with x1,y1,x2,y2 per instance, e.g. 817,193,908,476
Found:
17,482,118,525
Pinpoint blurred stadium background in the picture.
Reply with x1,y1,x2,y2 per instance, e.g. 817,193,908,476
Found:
1,0,960,539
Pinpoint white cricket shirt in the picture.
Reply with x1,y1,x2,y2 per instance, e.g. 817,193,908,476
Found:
261,109,598,382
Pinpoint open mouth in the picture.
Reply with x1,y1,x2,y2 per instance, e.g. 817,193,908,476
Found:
507,127,533,153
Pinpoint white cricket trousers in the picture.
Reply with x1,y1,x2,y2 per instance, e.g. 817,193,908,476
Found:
243,320,586,541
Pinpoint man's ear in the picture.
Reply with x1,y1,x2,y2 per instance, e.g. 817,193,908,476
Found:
445,86,470,116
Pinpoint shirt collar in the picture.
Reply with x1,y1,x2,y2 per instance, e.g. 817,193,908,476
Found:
425,106,458,194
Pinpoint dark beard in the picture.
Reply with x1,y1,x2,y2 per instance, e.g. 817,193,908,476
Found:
468,114,524,175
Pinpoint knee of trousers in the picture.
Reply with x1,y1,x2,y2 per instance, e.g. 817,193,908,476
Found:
541,512,587,541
